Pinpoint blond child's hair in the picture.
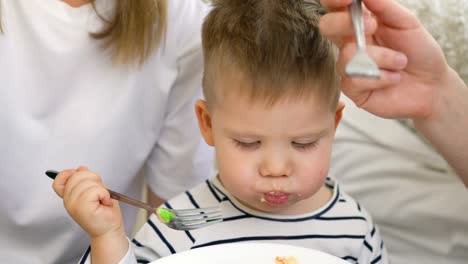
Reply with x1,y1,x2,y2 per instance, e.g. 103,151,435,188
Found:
202,0,339,110
0,0,167,65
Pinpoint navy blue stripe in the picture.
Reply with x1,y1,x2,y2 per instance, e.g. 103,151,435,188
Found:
371,255,382,264
380,240,384,249
371,226,376,237
364,240,373,252
211,184,341,222
206,180,221,202
192,234,365,249
342,255,357,261
132,238,143,247
148,219,176,254
185,191,200,208
338,198,347,202
185,230,195,243
357,203,362,212
79,246,90,264
316,216,367,221
325,177,334,188
137,260,150,263
221,215,251,222
164,202,173,209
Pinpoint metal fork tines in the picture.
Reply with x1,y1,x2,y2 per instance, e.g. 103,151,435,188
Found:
163,207,223,230
345,0,380,79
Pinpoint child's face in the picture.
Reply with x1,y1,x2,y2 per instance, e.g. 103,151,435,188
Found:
196,86,343,215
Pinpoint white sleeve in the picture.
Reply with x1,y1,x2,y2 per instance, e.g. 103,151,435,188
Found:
143,0,214,199
118,239,139,264
78,238,138,264
356,223,389,264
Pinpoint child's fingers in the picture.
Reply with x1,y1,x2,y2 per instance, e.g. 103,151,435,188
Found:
85,185,113,207
52,169,76,198
62,169,103,203
81,186,114,211
99,191,113,207
76,165,89,172
65,179,107,209
66,185,113,220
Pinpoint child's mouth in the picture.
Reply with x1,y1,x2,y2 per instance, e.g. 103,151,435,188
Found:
262,191,290,205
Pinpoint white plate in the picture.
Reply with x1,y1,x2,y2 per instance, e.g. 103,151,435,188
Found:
151,242,349,264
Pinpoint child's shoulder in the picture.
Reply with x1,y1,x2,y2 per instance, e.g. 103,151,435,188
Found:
324,178,376,229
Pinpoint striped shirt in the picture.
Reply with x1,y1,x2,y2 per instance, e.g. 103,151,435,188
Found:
80,177,388,264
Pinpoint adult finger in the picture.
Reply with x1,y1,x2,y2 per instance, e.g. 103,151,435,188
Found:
319,11,377,42
320,0,352,11
340,70,402,106
53,169,76,198
337,43,408,76
362,0,419,29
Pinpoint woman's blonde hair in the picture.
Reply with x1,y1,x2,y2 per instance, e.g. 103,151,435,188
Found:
0,0,167,65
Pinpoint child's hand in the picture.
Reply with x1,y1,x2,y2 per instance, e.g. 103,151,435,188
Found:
52,166,125,240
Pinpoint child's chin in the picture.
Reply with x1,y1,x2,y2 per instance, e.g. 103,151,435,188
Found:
238,197,295,214
254,201,293,214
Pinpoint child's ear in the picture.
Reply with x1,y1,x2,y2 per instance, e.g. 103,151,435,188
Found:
195,100,215,146
334,101,345,129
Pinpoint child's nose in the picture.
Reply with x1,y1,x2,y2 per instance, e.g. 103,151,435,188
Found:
259,152,292,177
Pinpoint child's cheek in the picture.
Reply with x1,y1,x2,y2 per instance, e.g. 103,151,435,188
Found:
320,167,328,179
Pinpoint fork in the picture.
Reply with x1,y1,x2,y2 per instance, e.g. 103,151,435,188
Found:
345,0,380,79
45,170,223,230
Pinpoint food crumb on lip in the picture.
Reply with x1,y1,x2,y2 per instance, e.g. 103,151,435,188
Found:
267,191,289,196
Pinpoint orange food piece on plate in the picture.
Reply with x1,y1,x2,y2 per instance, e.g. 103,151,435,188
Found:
275,256,298,264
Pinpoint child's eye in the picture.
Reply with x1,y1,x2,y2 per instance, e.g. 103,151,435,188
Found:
233,140,260,150
292,141,318,151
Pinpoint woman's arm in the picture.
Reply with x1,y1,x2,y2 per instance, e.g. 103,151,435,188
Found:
144,0,214,200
